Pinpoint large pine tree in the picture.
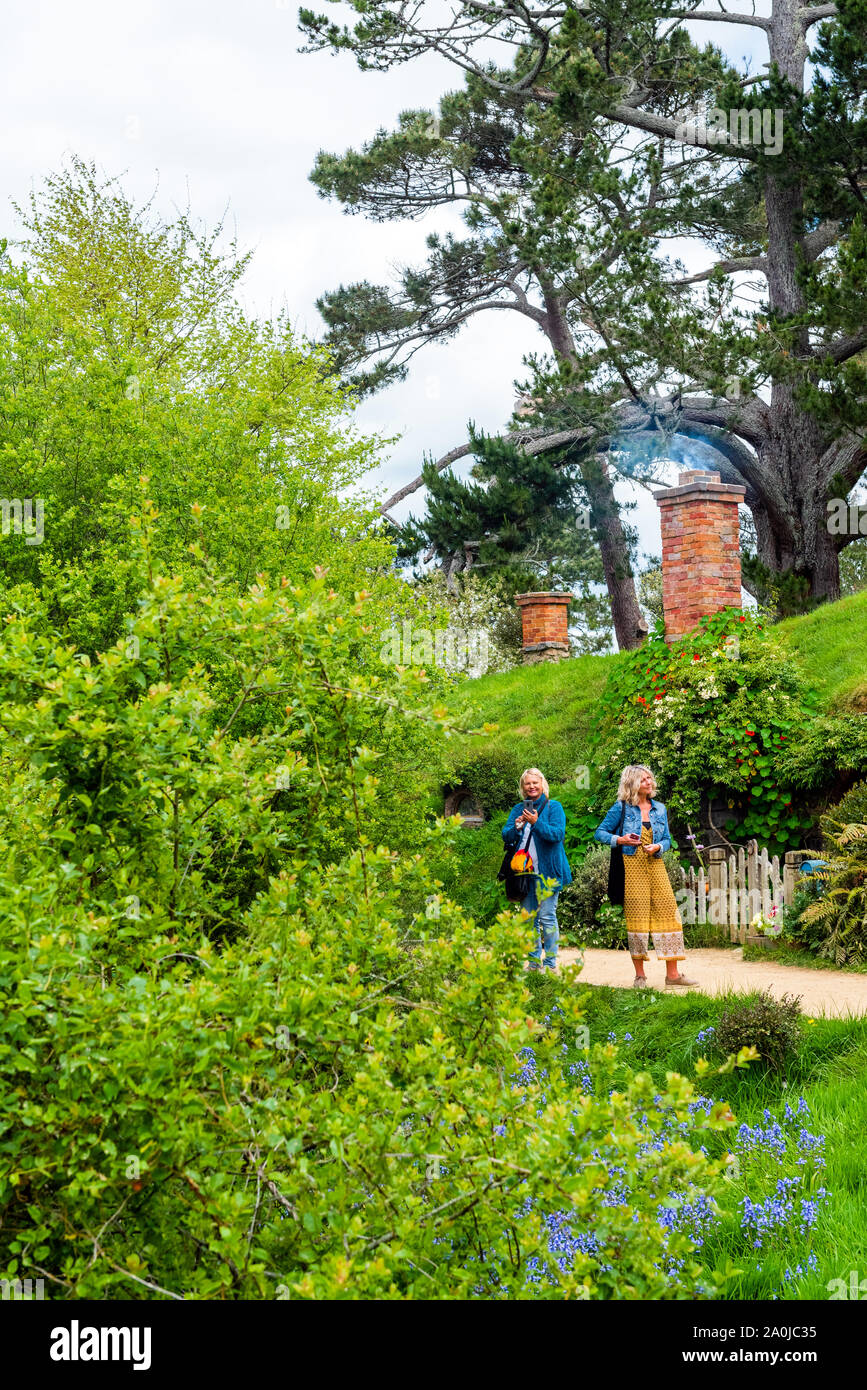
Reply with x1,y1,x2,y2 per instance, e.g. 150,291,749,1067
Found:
301,0,867,628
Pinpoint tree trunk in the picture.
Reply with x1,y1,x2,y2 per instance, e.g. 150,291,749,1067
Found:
751,414,842,600
584,454,648,649
542,288,647,649
746,0,842,601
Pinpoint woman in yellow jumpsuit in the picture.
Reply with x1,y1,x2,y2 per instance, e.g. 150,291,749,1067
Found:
596,765,699,989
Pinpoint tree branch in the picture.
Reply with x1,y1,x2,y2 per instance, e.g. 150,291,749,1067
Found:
820,433,867,495
609,104,757,157
379,391,772,517
677,395,769,449
804,220,843,261
378,426,594,514
801,4,838,26
814,327,867,364
669,221,838,287
665,7,772,28
670,253,767,286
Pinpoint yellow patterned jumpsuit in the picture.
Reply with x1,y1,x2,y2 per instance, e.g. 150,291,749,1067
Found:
623,821,685,961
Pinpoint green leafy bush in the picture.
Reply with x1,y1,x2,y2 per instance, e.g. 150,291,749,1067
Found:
0,518,748,1300
592,900,628,948
714,991,802,1071
782,882,829,954
557,843,612,933
824,776,867,828
799,820,867,965
775,716,867,793
559,783,609,858
449,751,527,816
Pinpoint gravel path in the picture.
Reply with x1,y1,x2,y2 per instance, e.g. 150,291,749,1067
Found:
555,946,867,1018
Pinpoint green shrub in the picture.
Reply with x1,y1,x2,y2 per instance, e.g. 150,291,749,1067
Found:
799,819,867,965
559,783,610,858
714,991,802,1071
0,533,748,1301
782,882,830,954
592,900,628,948
825,776,867,829
558,897,627,949
557,843,612,931
775,715,867,793
449,750,526,815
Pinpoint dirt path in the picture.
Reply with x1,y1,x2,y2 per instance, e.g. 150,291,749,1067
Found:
555,947,867,1018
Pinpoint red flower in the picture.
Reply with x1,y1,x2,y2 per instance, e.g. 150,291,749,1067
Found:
745,730,755,736
655,693,663,701
636,695,647,704
738,616,745,622
692,654,701,662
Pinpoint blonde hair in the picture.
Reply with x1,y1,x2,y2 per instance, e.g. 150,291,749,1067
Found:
617,764,657,805
519,767,550,798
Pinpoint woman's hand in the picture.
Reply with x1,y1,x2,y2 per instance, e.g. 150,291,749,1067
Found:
619,832,641,846
522,808,539,825
643,842,662,855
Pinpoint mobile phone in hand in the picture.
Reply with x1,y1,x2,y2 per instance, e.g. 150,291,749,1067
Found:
523,799,534,812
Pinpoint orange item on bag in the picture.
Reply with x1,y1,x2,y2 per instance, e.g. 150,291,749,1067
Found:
510,848,534,875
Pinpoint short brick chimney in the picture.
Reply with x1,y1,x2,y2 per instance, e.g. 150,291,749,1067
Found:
654,469,746,640
515,591,572,663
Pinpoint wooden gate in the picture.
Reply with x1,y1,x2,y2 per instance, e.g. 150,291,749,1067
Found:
676,845,813,944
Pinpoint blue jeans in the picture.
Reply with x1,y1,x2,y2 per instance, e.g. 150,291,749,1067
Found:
524,887,560,971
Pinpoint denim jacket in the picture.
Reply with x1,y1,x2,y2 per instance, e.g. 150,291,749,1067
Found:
594,799,672,855
502,796,572,906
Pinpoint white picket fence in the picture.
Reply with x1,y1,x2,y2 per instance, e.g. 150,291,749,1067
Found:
676,843,815,944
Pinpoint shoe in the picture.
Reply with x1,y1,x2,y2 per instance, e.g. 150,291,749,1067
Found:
665,973,698,988
632,976,649,988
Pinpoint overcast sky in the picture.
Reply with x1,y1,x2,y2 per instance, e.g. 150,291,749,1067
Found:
1,0,771,574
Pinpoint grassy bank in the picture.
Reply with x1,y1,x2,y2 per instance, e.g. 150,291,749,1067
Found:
774,588,867,711
444,650,618,800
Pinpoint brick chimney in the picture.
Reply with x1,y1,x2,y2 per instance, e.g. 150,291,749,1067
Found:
654,469,746,640
515,591,572,664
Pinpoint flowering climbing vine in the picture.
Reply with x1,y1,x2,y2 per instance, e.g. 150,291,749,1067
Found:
590,609,820,856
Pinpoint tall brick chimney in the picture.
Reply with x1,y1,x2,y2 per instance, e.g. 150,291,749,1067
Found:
654,469,746,640
515,591,572,664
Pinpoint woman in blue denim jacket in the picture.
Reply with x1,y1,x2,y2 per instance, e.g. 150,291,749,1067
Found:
502,767,571,972
595,764,698,990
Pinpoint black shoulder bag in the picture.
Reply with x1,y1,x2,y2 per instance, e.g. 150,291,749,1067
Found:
498,796,548,903
606,800,628,906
